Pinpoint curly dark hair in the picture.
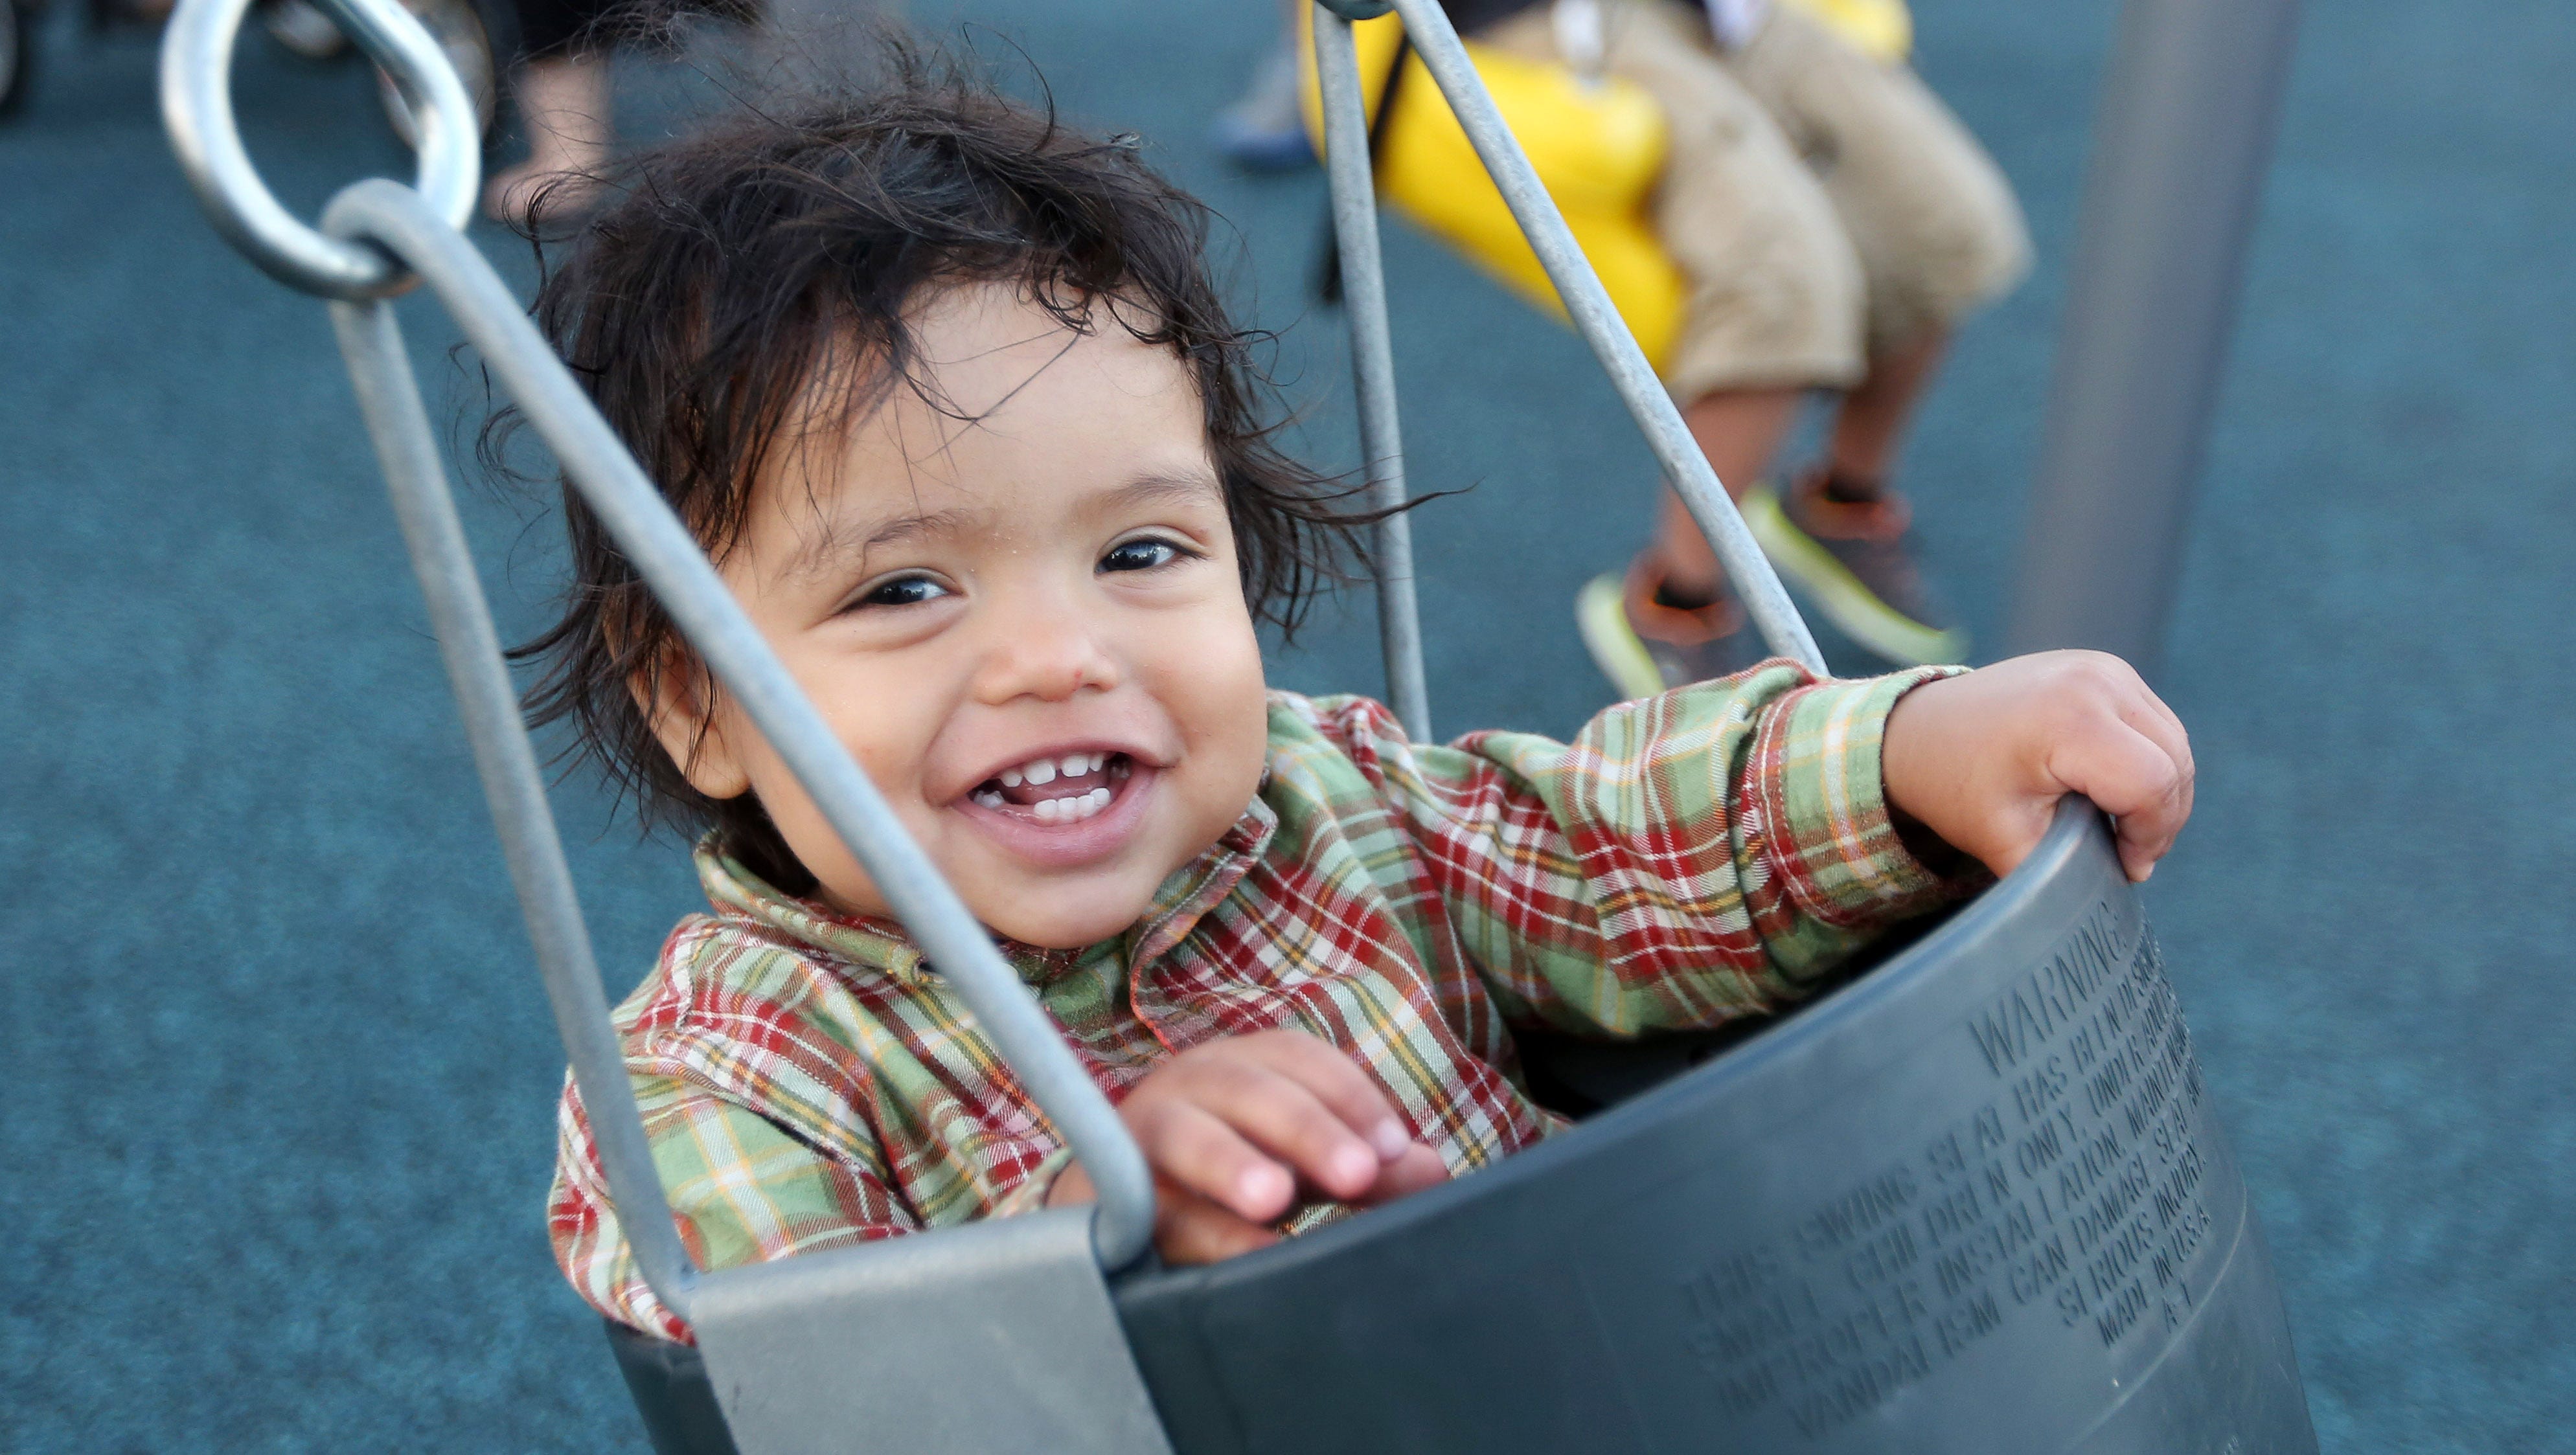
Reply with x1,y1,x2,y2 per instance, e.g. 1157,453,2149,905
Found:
495,54,1374,893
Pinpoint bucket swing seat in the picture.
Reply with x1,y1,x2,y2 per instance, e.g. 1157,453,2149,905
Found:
160,0,2320,1450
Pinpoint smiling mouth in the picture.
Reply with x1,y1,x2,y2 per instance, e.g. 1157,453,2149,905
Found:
967,750,1137,824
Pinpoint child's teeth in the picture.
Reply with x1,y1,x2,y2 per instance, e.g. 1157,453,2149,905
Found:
1010,785,1116,825
991,756,1127,818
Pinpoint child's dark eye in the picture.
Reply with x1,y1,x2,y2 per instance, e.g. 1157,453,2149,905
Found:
856,573,952,609
1100,538,1189,574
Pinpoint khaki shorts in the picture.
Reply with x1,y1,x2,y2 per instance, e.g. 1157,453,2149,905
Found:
1481,1,2032,398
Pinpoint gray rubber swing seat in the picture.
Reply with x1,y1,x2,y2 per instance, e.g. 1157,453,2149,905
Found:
609,799,2317,1455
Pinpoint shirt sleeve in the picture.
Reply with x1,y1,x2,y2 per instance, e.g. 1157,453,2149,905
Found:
548,1069,917,1344
1318,662,1979,1037
543,912,1095,1345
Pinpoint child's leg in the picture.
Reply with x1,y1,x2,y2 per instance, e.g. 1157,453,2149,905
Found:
1682,6,2026,664
1487,1,1865,690
1659,387,1801,595
1480,0,1864,487
1729,6,2031,492
1827,330,1944,486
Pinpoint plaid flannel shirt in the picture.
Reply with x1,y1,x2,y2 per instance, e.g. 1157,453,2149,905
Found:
551,663,1968,1341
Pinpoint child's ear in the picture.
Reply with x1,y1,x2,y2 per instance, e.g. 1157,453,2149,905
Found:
633,648,753,802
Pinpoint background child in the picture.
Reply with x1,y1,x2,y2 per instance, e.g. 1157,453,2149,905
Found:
1474,0,2033,682
515,63,2190,1342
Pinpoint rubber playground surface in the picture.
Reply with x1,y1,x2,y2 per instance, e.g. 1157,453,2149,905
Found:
2,1,2569,1449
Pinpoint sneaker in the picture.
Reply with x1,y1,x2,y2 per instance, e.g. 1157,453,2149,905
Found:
1575,555,1771,701
1744,471,1969,666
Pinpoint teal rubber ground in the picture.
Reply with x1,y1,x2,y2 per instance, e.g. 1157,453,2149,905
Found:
2,1,2568,1449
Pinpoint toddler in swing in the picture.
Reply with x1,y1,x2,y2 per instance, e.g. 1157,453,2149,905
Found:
524,65,2192,1342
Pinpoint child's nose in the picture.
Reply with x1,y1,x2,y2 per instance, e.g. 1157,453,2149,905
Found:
971,602,1122,704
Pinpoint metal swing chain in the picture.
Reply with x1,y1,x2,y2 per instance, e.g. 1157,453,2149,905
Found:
1312,4,1433,743
1317,0,1827,674
158,0,1161,1316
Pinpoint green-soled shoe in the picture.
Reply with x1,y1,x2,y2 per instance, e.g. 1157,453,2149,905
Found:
1575,556,1772,702
1743,474,1970,667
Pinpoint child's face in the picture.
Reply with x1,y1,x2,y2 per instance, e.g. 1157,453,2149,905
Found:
655,283,1272,948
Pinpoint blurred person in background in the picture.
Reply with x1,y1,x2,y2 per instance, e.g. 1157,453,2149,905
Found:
1496,0,2030,686
483,0,635,222
1212,0,1316,172
1223,0,2027,686
484,0,786,224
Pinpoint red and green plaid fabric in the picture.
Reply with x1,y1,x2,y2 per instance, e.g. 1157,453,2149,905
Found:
551,662,1968,1341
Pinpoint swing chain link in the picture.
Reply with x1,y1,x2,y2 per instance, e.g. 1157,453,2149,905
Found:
161,0,481,299
1313,0,1394,19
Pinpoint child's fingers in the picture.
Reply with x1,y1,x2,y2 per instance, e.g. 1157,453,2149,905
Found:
1238,1031,1416,1160
2055,717,2193,882
1355,1143,1450,1206
1129,1099,1301,1223
1176,1055,1389,1203
2117,686,2195,789
2068,659,2194,881
2123,697,2195,870
2106,681,2194,881
2113,779,2193,884
1152,1182,1282,1265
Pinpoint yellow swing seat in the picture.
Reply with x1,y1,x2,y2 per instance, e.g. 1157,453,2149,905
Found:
1297,0,1911,376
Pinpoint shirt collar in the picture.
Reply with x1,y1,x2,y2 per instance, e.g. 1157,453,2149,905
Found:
1124,791,1277,967
691,791,1281,989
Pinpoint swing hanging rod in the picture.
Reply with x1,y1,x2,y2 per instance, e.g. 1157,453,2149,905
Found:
1313,5,1433,741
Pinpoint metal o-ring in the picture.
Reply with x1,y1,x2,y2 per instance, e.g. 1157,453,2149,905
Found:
159,0,481,299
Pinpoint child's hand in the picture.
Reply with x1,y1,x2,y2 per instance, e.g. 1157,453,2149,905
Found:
1045,1030,1448,1263
1882,651,2194,884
